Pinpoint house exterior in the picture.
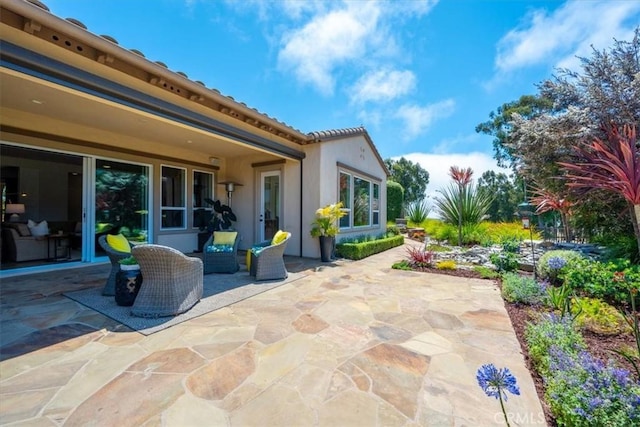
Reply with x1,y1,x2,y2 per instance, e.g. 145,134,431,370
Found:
0,0,388,275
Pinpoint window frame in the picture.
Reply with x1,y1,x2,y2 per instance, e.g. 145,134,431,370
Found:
338,166,381,231
339,171,352,229
160,165,187,230
372,182,380,226
192,169,214,229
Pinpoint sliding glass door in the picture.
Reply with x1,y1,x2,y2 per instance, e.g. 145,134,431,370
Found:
94,159,150,258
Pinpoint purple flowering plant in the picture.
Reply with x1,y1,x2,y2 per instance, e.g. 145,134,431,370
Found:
476,364,520,426
546,347,640,425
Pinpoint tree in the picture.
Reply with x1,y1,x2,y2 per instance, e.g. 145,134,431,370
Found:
477,171,523,222
480,27,640,242
475,95,554,168
508,28,639,187
558,124,640,257
384,157,430,205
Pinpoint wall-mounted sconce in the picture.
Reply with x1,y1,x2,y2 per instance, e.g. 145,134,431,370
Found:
218,181,242,207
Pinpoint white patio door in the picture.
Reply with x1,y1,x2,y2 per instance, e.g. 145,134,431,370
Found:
259,171,281,242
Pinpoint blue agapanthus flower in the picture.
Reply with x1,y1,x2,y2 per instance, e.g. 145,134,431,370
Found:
547,256,567,270
476,364,521,401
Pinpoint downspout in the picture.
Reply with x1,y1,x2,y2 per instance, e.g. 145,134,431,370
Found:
300,158,304,256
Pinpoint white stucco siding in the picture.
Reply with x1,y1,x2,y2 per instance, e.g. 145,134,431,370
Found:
301,144,323,258
223,155,301,256
302,134,388,258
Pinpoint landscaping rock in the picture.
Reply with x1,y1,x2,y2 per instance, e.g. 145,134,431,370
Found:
421,237,603,272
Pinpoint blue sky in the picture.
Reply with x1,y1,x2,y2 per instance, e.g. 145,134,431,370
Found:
43,0,640,196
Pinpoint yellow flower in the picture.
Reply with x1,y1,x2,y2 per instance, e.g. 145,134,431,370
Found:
310,202,346,237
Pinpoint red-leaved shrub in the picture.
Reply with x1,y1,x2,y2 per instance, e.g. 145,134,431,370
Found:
406,246,435,268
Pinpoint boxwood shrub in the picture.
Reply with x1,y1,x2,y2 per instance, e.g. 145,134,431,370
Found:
336,235,404,260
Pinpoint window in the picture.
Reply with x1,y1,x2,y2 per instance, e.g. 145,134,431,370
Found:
161,166,186,229
96,159,150,245
338,168,381,230
339,172,351,228
373,183,380,225
353,177,370,227
193,170,213,229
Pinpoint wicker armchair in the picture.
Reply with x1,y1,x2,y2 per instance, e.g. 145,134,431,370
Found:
98,234,132,296
130,244,203,318
203,231,240,274
249,232,291,281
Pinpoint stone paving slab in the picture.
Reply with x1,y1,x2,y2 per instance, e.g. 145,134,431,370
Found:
0,242,547,426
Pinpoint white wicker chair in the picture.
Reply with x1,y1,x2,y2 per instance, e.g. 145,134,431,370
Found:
249,232,291,281
130,244,203,318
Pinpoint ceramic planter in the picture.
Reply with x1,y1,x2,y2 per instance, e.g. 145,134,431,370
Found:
115,264,143,306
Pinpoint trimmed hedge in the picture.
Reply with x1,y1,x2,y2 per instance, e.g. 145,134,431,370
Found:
387,180,404,221
336,235,404,260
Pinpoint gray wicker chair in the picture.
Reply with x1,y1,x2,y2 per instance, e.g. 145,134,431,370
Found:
130,244,203,318
203,232,240,274
98,234,132,296
249,232,291,281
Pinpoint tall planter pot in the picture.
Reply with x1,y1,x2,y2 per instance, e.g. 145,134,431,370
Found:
319,235,335,262
115,264,143,306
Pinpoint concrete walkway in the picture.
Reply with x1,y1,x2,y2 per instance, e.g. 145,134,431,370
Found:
0,241,546,426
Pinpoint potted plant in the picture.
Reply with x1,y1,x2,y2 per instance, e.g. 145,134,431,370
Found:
195,198,237,252
310,202,346,262
115,256,142,306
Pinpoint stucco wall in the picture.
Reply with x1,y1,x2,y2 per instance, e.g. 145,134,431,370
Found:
302,134,388,258
222,156,302,256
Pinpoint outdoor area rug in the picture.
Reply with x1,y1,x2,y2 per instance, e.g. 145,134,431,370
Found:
64,271,306,335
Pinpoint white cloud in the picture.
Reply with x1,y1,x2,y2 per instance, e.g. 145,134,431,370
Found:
395,99,455,139
395,151,509,200
277,3,383,95
357,108,382,128
275,1,440,95
349,69,416,104
495,0,640,73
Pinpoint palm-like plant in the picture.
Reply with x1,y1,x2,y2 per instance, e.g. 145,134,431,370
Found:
530,186,574,242
405,198,431,225
449,166,474,246
435,183,493,244
558,124,640,257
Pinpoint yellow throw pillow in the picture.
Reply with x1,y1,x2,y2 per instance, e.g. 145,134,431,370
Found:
213,231,237,246
271,230,288,246
246,250,252,270
106,233,131,253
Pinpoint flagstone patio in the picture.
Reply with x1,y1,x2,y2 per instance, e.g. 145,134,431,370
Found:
0,241,546,426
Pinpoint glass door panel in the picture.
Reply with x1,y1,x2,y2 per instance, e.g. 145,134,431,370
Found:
94,159,149,257
260,171,280,242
